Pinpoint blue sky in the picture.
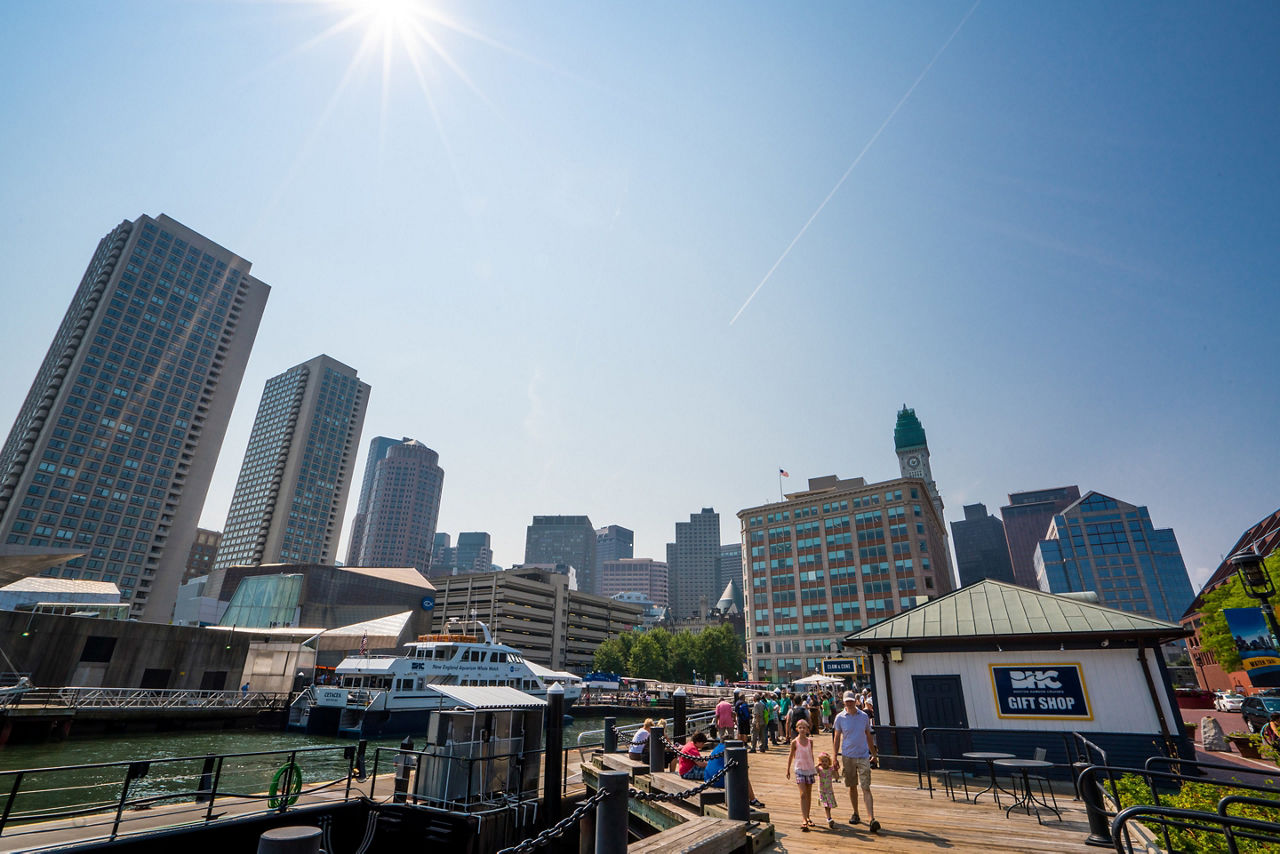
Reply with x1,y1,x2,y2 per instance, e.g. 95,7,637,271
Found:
0,1,1275,590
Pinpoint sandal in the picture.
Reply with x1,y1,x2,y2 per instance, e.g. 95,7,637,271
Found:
801,822,812,832
827,819,835,829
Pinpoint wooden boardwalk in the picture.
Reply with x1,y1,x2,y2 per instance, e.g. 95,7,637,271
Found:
736,746,1096,853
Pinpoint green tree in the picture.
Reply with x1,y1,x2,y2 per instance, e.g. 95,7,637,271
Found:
696,624,746,682
668,630,699,683
593,633,632,674
1199,551,1280,674
628,632,669,679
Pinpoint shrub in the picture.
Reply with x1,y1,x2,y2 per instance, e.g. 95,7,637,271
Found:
1109,773,1280,853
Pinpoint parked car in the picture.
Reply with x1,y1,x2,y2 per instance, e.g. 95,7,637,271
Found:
1214,691,1245,712
1239,695,1280,733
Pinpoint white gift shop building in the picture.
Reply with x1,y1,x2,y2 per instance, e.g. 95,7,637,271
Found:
843,580,1191,769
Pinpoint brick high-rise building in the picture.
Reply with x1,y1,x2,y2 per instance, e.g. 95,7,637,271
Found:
1001,486,1081,589
0,214,268,620
182,527,222,583
600,557,669,608
740,474,953,682
213,355,368,572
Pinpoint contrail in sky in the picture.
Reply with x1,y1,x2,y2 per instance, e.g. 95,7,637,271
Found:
730,1,982,325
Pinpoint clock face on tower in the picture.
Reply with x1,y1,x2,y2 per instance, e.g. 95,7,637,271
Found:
906,455,921,469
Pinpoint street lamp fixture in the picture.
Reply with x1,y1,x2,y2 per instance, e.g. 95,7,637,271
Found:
1231,546,1280,645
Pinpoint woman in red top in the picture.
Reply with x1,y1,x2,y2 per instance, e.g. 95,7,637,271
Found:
678,732,709,780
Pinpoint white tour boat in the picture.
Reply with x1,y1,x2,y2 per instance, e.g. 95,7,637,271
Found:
288,618,581,738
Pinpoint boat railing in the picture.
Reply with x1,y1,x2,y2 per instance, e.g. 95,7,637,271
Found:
367,739,541,817
0,744,359,847
0,687,289,711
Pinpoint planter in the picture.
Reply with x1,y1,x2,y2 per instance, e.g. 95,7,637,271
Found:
1227,735,1262,759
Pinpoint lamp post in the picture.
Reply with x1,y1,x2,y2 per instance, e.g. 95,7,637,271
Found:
1231,547,1280,647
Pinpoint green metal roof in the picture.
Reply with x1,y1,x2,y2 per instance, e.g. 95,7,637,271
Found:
844,579,1187,645
893,406,926,451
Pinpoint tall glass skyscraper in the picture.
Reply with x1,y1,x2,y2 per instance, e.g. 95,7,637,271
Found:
213,355,368,571
1034,491,1195,623
346,435,405,566
0,214,269,621
354,439,443,573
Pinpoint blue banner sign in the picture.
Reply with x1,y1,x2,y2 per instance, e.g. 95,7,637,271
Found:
1222,607,1280,688
420,595,435,611
821,658,858,674
990,664,1092,720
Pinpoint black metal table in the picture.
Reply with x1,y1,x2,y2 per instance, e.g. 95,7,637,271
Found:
961,751,1015,805
994,758,1061,824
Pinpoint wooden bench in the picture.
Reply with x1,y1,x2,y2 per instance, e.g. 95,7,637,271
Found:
629,816,748,854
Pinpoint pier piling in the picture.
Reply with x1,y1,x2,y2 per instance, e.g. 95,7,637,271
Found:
595,770,630,854
603,716,616,753
673,688,687,742
725,741,748,821
545,682,565,821
648,725,665,774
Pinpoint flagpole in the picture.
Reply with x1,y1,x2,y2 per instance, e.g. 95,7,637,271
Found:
779,470,784,502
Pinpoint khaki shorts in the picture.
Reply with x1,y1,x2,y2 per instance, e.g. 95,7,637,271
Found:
841,755,872,788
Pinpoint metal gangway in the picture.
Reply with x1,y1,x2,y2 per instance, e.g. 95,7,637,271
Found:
0,687,288,711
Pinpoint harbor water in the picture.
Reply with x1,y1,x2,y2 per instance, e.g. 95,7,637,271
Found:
0,715,646,821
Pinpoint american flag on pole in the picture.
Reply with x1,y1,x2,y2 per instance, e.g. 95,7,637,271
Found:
779,469,790,477
359,631,368,656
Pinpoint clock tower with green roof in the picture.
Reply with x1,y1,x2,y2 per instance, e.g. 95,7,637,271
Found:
895,405,944,520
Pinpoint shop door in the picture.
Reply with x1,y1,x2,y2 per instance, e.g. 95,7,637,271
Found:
913,674,970,758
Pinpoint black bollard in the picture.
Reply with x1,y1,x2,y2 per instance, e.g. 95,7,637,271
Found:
673,688,687,743
195,754,216,803
649,725,666,774
393,736,415,804
1079,769,1113,847
545,682,564,821
256,826,322,854
595,770,630,854
603,716,617,754
725,741,749,821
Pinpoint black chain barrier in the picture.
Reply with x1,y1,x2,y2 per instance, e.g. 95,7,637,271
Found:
495,786,611,854
628,758,738,802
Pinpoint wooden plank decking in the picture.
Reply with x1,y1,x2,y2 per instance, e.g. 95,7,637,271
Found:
738,747,1096,852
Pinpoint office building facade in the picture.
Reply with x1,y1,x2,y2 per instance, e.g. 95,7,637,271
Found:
345,436,403,566
1034,491,1195,623
213,355,368,571
719,543,743,613
666,508,721,621
740,474,954,681
0,214,269,620
1001,485,1081,589
354,439,443,573
524,515,597,594
454,531,493,575
182,527,222,583
951,503,1016,586
600,557,669,608
431,566,643,672
595,525,634,579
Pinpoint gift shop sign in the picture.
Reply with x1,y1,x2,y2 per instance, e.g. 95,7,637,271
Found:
990,664,1092,721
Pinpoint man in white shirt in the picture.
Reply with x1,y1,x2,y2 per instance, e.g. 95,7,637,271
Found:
832,690,879,832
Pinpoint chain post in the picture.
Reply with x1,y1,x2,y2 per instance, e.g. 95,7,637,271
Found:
725,742,749,820
595,771,629,854
648,726,665,774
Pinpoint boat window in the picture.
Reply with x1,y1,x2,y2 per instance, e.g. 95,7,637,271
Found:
493,652,507,662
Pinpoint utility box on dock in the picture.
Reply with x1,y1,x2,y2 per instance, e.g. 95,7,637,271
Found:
411,686,545,807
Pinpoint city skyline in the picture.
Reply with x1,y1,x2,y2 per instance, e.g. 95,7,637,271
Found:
1,3,1276,593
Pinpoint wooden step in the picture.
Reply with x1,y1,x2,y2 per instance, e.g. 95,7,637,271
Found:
629,816,749,854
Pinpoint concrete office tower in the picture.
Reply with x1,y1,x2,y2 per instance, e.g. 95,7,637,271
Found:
1001,486,1081,589
600,557,669,608
1034,491,1195,623
666,508,721,621
595,525,634,580
740,474,954,682
428,532,454,576
213,355,368,571
719,543,743,613
355,439,443,574
895,406,944,520
524,515,597,593
0,215,269,621
345,436,404,566
454,532,492,575
951,503,1016,586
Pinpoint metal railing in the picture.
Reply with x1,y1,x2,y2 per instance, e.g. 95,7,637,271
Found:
0,686,289,710
576,710,716,747
0,745,358,846
1113,804,1280,853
